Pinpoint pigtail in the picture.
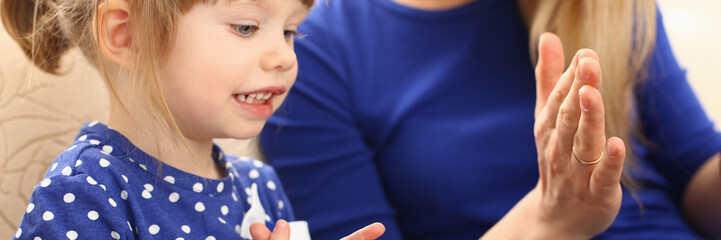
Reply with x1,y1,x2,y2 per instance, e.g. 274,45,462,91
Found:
2,0,73,74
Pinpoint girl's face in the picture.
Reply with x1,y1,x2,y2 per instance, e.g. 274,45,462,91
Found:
161,0,309,141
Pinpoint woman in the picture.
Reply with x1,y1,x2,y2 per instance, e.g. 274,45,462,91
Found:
260,0,721,239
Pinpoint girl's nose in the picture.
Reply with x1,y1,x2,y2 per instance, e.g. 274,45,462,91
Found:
260,37,296,72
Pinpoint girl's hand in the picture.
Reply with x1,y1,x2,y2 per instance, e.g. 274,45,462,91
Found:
250,220,385,240
482,32,626,239
530,32,626,238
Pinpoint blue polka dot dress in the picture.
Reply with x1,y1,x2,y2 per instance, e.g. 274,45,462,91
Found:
13,122,294,240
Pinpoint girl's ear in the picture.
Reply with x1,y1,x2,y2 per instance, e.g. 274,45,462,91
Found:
94,0,132,70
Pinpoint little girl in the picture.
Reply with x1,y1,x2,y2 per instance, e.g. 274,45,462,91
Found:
2,0,385,239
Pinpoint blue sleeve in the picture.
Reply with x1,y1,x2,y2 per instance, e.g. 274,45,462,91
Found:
260,6,404,240
636,10,721,202
13,175,132,240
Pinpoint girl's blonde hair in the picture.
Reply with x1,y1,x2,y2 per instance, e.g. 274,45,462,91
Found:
517,0,657,187
1,0,314,159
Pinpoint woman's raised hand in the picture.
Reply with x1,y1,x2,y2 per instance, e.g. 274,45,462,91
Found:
482,32,626,239
250,220,385,240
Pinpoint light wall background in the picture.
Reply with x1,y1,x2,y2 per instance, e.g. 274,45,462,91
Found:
0,1,720,237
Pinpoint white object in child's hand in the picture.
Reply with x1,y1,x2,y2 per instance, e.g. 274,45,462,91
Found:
240,183,266,239
288,221,311,240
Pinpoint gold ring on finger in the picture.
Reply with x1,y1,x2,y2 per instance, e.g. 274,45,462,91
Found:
573,151,603,165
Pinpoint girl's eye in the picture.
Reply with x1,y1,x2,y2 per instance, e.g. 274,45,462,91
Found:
232,24,259,37
284,30,299,40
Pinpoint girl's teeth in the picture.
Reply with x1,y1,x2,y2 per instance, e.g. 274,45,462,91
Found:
238,95,246,102
255,94,264,100
263,93,272,100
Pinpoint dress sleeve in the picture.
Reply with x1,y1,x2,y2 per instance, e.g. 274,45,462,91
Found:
636,9,721,203
259,10,404,240
13,175,132,240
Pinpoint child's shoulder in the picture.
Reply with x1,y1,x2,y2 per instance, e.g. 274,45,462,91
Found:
40,122,133,194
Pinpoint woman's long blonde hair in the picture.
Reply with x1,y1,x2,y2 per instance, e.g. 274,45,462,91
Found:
1,0,313,160
518,0,657,187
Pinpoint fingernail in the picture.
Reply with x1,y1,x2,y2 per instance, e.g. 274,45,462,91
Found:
580,92,590,112
608,143,617,157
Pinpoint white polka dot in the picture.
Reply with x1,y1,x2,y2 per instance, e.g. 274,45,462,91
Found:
100,184,107,191
40,178,51,187
139,164,147,171
249,169,259,179
278,200,284,210
127,222,132,231
216,182,224,193
89,140,100,145
120,190,128,200
66,230,78,240
206,236,216,240
169,192,180,202
218,217,226,224
244,187,251,195
264,214,271,222
108,198,117,207
111,231,120,240
122,175,128,183
61,166,72,176
176,238,185,240
267,181,276,190
66,145,77,151
220,205,229,215
164,176,175,184
75,160,82,167
128,157,135,163
247,197,252,204
78,135,87,141
181,225,190,234
86,176,97,185
99,158,110,167
63,193,75,203
253,160,264,168
102,145,113,155
89,121,99,127
26,203,35,213
193,183,203,192
235,225,242,234
15,228,21,238
34,237,41,240
87,211,99,220
148,225,160,235
231,192,237,202
42,211,54,221
50,163,58,171
144,184,154,192
195,202,205,212
142,190,152,199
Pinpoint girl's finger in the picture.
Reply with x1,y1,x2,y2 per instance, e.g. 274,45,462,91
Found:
270,220,291,240
340,222,386,240
250,222,272,240
534,32,565,119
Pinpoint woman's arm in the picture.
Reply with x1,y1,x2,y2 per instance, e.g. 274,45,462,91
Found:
482,33,626,239
683,153,721,238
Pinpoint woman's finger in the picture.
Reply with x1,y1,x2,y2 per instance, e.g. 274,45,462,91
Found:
573,85,606,165
590,137,626,197
250,222,272,240
536,51,581,130
340,222,386,240
534,32,565,119
270,220,291,240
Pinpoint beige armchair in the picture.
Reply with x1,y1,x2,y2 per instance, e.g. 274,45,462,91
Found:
0,22,264,237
